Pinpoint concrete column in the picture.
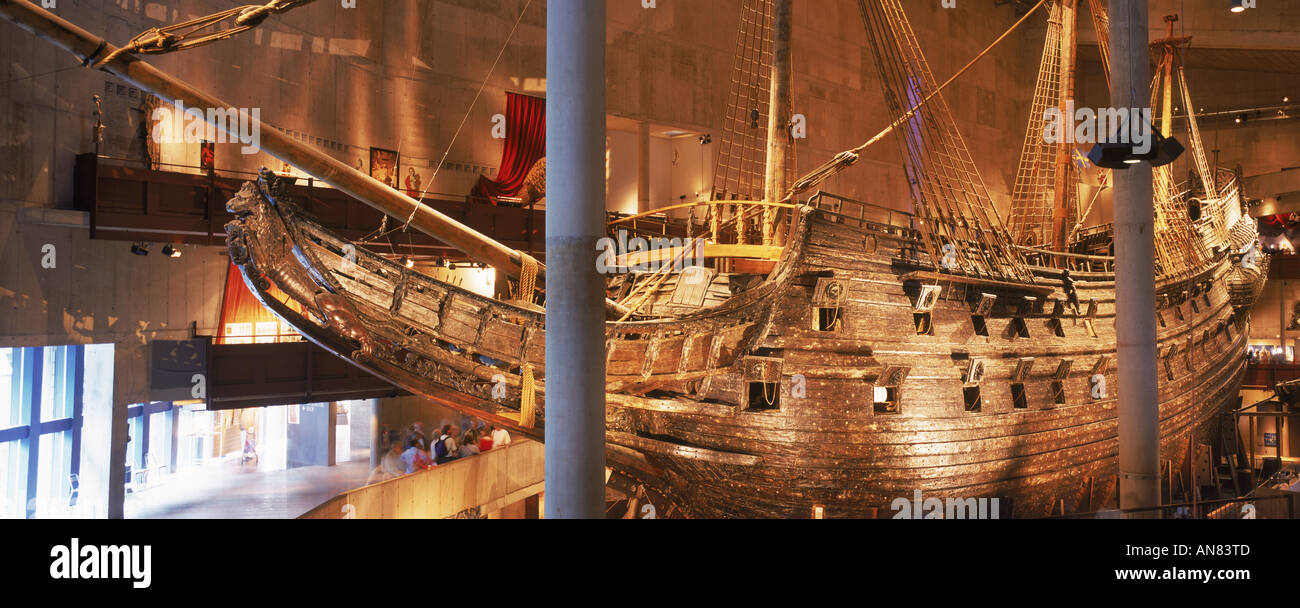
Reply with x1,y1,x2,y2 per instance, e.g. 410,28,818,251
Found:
77,346,116,518
545,0,607,519
637,121,651,214
327,402,338,467
370,399,382,471
1110,0,1161,511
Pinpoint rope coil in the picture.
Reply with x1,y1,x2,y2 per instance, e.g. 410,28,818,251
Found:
516,251,538,304
519,364,536,429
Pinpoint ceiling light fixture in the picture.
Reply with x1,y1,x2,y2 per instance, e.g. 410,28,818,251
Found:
161,244,181,258
1086,122,1184,169
1230,0,1247,13
130,243,149,256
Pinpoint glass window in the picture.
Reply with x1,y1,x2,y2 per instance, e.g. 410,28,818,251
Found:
254,321,279,343
38,346,74,423
0,441,21,518
127,416,144,472
36,430,71,517
148,409,171,476
224,322,253,344
1,348,14,427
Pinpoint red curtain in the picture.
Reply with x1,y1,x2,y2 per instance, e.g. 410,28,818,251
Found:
470,92,546,205
1263,213,1294,226
216,261,304,343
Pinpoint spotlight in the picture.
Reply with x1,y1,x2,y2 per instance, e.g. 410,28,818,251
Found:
1230,0,1246,13
434,257,447,268
449,262,458,270
1236,114,1246,124
130,243,149,256
162,244,181,258
1086,125,1184,169
697,134,712,145
1285,96,1291,103
750,109,760,128
401,256,414,269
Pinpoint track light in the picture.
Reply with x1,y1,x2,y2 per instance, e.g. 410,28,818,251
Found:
130,243,149,256
1086,126,1184,169
162,244,181,258
403,256,414,269
1230,0,1246,13
1235,114,1246,124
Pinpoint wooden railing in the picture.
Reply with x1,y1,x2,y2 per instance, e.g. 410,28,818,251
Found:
74,153,542,257
1014,244,1116,273
299,439,544,519
1242,363,1300,390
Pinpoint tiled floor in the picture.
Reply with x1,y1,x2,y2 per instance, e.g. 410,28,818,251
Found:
124,451,372,519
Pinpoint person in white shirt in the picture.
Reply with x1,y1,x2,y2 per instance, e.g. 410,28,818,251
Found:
436,425,460,464
368,431,405,483
491,426,511,448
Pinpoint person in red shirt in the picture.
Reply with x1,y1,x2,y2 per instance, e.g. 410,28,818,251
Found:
479,425,495,452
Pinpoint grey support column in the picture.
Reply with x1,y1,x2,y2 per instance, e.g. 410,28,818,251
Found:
637,121,651,215
545,0,607,518
1110,0,1160,511
78,346,116,518
370,399,382,471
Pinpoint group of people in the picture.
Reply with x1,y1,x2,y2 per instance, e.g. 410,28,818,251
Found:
368,420,511,483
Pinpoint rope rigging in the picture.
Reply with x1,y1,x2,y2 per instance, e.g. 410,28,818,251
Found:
852,0,1036,284
786,0,1047,199
89,0,321,68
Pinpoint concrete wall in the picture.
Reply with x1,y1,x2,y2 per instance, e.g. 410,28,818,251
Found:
286,402,332,469
0,209,227,405
1073,0,1300,221
1,0,1043,211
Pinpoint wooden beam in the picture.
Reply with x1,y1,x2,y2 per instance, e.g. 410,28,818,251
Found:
615,243,783,267
900,271,1056,296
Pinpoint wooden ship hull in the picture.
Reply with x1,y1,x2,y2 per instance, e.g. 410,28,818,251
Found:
224,166,1266,518
2,0,1264,518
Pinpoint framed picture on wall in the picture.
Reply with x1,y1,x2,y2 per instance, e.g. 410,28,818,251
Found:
288,404,300,425
369,147,400,190
200,140,215,172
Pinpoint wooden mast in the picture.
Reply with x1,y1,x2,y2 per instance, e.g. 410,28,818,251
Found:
1050,0,1078,251
761,0,792,246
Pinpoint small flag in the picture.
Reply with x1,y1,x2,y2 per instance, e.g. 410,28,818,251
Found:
1071,147,1091,169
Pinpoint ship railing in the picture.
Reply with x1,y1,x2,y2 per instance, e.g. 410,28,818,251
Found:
606,199,798,246
1014,244,1115,274
806,191,919,237
1046,494,1295,519
605,210,690,241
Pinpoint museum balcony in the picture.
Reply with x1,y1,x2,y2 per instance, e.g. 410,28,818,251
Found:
1266,251,1300,279
71,153,545,261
